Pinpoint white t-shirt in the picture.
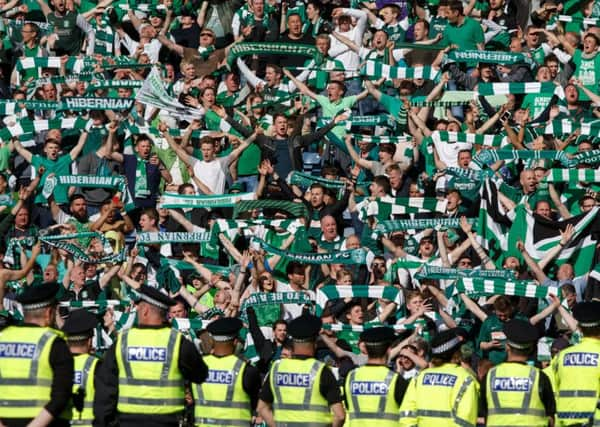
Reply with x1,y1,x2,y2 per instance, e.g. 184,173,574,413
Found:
276,281,316,321
191,155,231,194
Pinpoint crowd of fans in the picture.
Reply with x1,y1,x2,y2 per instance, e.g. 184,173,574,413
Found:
0,0,599,423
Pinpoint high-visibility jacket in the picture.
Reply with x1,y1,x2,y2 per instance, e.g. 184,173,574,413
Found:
551,337,600,426
0,326,70,420
344,365,400,426
399,363,479,427
269,357,333,426
486,362,547,426
192,354,251,426
115,327,185,415
71,353,99,426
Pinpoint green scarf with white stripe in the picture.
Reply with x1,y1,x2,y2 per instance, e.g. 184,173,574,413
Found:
542,168,600,183
315,285,403,316
375,217,476,233
455,277,559,299
360,60,440,81
415,265,516,281
159,192,256,209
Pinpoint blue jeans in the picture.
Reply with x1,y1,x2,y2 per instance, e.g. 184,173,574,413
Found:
237,175,259,193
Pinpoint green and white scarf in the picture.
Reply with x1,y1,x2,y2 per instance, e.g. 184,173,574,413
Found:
375,217,476,233
134,156,150,198
288,171,346,194
315,285,403,316
478,82,564,97
87,79,144,92
58,299,125,309
227,42,323,67
472,149,573,168
358,196,448,221
159,192,256,209
448,50,533,66
455,277,559,299
232,199,309,219
137,232,211,244
543,120,600,137
415,265,516,281
42,174,135,212
431,130,508,148
255,238,367,265
572,149,600,165
557,14,600,26
352,134,412,144
361,60,440,81
542,168,600,183
239,291,314,321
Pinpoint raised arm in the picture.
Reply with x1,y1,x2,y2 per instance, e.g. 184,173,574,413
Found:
330,31,360,53
157,34,184,57
69,130,89,161
282,68,318,100
13,138,33,163
344,135,373,169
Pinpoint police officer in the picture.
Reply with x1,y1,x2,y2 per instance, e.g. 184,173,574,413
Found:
94,285,208,427
192,317,261,426
344,326,408,426
480,318,556,426
257,313,346,427
0,282,74,427
62,309,100,427
551,301,600,426
399,328,479,427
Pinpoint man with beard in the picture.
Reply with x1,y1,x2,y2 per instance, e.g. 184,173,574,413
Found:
50,194,96,247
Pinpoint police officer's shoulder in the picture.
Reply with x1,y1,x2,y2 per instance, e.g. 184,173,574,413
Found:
572,301,600,328
288,314,322,342
136,284,177,310
16,281,60,311
62,309,97,340
503,318,538,350
207,317,243,342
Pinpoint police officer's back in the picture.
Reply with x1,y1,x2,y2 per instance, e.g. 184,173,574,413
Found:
0,282,74,427
399,328,480,427
480,319,555,426
93,285,208,427
192,317,261,426
551,301,600,426
344,327,408,426
257,314,346,427
62,309,101,427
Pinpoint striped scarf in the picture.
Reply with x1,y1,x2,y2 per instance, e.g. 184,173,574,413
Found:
478,82,564,97
358,196,448,221
287,171,346,194
542,168,600,183
455,277,559,299
360,60,440,81
315,285,403,316
431,130,508,148
352,134,412,144
543,120,600,137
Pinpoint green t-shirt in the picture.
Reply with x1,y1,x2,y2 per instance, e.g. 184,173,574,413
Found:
237,143,261,176
477,313,528,365
521,93,554,119
315,94,357,142
572,49,600,101
32,154,73,204
442,16,485,67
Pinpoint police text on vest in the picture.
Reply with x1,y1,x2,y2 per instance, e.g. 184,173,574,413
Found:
127,346,167,362
0,342,36,358
422,373,457,387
